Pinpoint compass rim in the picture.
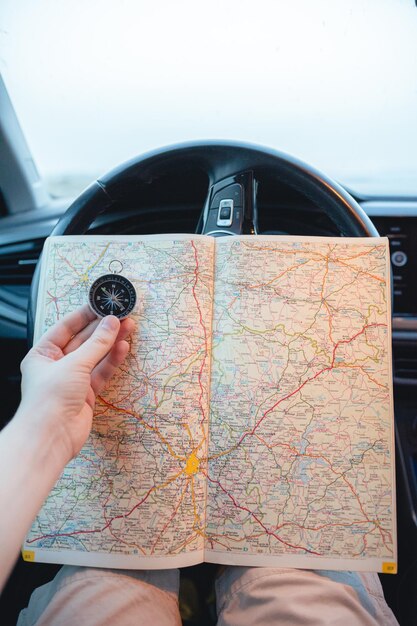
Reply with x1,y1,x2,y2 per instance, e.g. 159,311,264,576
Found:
88,273,137,320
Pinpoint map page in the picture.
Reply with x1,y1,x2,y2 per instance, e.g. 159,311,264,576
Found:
25,235,214,569
24,234,396,573
206,236,396,573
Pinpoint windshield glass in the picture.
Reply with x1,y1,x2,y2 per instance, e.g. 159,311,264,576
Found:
1,0,417,197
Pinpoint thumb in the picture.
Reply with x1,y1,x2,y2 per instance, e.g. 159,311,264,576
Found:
70,315,121,370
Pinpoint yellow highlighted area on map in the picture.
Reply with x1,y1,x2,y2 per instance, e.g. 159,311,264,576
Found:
22,550,35,562
382,562,397,574
185,453,200,475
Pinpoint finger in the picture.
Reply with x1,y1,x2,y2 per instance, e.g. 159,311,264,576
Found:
116,318,136,344
86,386,96,411
39,304,96,350
69,315,121,370
64,317,135,354
65,317,136,355
67,317,135,355
64,318,100,354
91,339,130,396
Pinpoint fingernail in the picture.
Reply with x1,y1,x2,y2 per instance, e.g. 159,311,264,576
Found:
100,315,119,331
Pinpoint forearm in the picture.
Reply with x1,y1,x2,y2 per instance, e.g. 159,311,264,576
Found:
0,410,66,591
0,310,131,592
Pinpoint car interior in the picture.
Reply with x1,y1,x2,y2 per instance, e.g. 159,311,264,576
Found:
1,2,417,624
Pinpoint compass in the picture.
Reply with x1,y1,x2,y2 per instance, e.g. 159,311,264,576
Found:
88,273,137,319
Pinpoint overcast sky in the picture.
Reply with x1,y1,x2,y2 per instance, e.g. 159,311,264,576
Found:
1,0,417,192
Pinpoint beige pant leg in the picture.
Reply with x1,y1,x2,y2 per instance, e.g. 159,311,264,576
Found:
17,566,181,626
215,567,399,626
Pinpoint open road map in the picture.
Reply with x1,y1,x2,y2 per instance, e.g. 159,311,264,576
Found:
207,237,395,571
24,235,396,572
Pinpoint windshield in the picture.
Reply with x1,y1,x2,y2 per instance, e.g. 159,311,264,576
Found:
1,0,417,198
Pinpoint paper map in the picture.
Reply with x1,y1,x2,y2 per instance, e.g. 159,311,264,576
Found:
24,235,396,572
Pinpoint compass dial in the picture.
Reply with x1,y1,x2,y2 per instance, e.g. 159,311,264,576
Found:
88,274,137,319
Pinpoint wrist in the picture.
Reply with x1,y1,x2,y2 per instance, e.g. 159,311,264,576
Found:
0,408,70,590
11,406,71,477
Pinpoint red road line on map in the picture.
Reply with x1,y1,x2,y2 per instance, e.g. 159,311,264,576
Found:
203,471,321,555
336,257,385,283
77,453,99,467
101,481,147,555
273,519,379,532
191,240,209,429
27,487,155,544
320,255,330,300
46,291,60,317
46,279,83,316
335,364,388,390
221,321,390,541
29,466,187,545
254,433,392,543
96,387,137,414
97,396,185,461
206,250,389,551
148,343,205,379
330,323,386,364
136,272,200,284
150,480,189,553
237,323,386,449
246,260,312,291
55,247,80,276
323,300,335,344
337,247,383,262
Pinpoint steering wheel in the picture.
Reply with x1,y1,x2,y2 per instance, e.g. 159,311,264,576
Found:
28,140,378,344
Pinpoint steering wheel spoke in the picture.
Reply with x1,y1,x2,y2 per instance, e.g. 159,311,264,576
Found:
201,170,257,237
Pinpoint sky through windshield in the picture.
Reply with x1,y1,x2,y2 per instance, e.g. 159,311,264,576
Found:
1,0,417,196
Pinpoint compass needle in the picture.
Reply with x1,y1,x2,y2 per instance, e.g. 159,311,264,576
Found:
88,270,137,320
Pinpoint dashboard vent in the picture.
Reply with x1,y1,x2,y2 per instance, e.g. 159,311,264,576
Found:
395,358,417,381
0,239,44,284
393,342,417,386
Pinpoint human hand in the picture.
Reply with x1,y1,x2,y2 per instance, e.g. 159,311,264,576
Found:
17,305,135,468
